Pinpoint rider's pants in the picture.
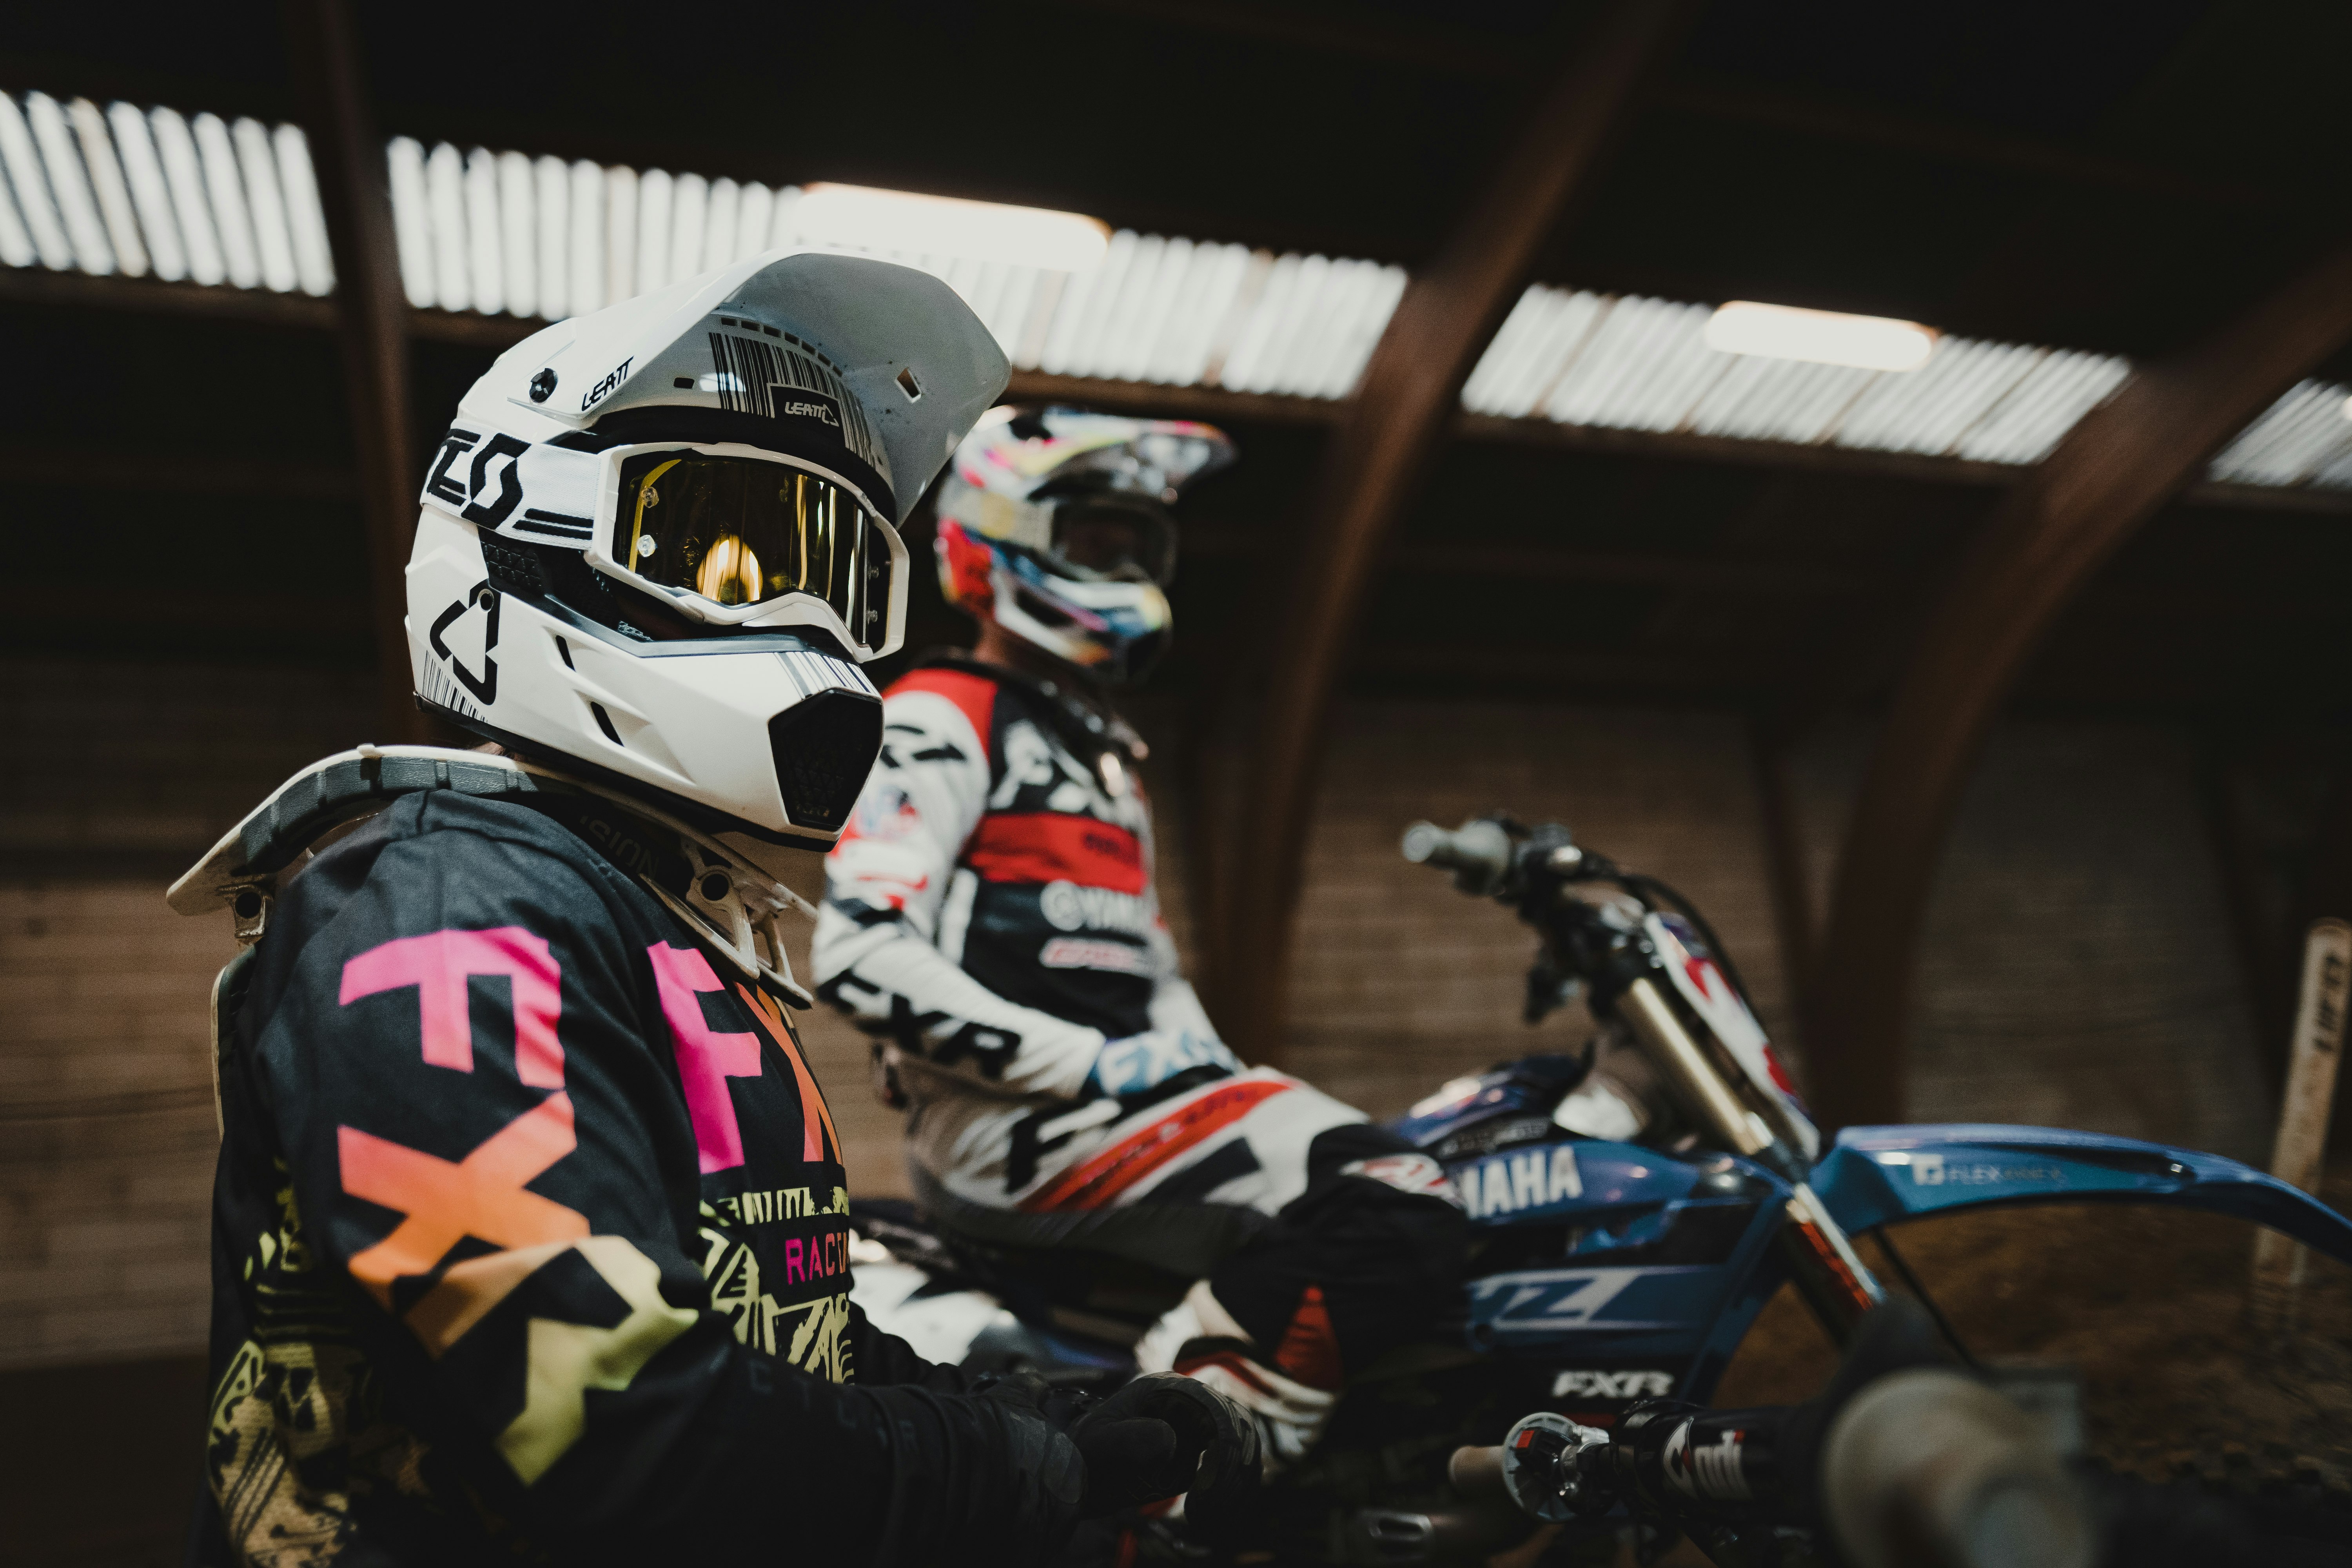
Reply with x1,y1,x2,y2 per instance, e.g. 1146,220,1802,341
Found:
906,1068,1469,1378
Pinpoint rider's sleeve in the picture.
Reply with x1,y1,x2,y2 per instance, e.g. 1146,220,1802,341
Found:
243,799,1075,1563
1145,905,1221,1044
812,684,1105,1100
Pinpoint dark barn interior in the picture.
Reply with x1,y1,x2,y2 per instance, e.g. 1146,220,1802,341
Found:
5,3,2352,1562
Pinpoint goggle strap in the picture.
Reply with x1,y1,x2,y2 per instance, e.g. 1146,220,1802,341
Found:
420,425,605,548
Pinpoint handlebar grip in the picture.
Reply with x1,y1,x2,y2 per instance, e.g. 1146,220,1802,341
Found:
1446,1444,1510,1507
1822,1369,2090,1568
1402,818,1515,892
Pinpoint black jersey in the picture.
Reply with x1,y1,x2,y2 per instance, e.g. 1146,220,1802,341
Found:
191,782,1073,1566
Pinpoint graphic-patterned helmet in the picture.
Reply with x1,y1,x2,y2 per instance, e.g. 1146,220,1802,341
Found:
934,406,1234,683
407,249,1009,845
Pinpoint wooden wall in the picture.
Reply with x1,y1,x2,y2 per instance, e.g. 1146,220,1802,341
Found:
0,657,2281,1370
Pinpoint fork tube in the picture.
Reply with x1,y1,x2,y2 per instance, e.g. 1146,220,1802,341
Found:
1617,979,1771,1158
1615,978,1884,1335
1779,1181,1886,1331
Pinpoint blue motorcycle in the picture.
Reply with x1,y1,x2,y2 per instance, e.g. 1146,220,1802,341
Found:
850,812,2352,1564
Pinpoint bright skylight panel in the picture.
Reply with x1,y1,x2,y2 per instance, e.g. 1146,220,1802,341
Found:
0,94,72,269
567,158,604,315
271,125,332,296
386,137,434,306
230,117,297,292
191,113,260,288
424,140,468,311
634,167,671,296
463,146,501,314
793,183,1108,272
603,164,637,302
9,89,2348,495
68,99,145,278
496,149,534,319
107,103,181,280
27,92,116,275
148,108,223,284
1705,300,1938,372
533,155,568,319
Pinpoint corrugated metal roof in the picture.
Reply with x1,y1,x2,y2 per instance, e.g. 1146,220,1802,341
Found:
1464,285,2139,466
5,91,2348,492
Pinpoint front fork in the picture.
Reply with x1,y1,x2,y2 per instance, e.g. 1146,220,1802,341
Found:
1615,976,1884,1337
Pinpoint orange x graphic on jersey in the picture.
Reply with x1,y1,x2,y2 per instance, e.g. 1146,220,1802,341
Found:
339,1092,588,1306
736,982,840,1163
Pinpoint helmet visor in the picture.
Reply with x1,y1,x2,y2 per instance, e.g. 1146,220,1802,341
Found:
1047,497,1176,586
620,452,888,642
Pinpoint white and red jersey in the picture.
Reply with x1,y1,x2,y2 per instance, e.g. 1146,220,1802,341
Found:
814,659,1291,1205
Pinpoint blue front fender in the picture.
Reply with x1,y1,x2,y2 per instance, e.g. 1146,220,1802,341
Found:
1814,1123,2352,1267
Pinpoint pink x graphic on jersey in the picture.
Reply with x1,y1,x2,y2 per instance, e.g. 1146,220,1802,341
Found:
339,926,565,1087
648,942,764,1173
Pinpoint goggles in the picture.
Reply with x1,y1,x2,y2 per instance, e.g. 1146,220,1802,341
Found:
962,488,1178,588
580,443,907,658
1042,495,1177,586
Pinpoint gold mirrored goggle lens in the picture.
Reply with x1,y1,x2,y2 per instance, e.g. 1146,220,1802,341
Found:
621,453,890,641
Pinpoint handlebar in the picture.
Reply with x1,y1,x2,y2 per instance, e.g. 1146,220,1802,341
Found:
1447,1303,2091,1568
1401,817,1516,894
1401,808,1880,1330
1822,1368,2089,1568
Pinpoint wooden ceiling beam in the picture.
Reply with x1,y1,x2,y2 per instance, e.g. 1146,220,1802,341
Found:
8,267,2349,520
1205,0,1698,1065
1804,234,2352,1134
281,0,422,742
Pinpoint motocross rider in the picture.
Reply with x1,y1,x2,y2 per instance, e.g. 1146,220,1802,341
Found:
182,260,1251,1567
812,407,1469,1471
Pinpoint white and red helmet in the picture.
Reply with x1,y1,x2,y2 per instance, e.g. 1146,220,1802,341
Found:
933,406,1234,684
407,249,1009,846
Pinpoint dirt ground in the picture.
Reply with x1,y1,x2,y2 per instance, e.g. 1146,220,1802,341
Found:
1710,1166,2352,1490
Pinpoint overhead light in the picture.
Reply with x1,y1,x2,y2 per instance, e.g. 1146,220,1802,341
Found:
793,182,1108,271
1704,301,1938,372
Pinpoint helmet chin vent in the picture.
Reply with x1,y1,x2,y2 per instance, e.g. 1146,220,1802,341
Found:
767,689,884,833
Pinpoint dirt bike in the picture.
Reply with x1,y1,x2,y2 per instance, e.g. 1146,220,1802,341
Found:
1452,1294,2346,1568
849,812,2352,1564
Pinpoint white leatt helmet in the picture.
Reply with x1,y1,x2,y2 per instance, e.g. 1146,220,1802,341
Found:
408,250,1009,847
933,406,1235,684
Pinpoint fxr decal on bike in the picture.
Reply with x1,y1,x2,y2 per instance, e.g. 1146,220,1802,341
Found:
1553,1368,1675,1399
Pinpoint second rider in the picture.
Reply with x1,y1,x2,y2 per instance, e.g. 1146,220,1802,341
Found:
814,408,1469,1472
